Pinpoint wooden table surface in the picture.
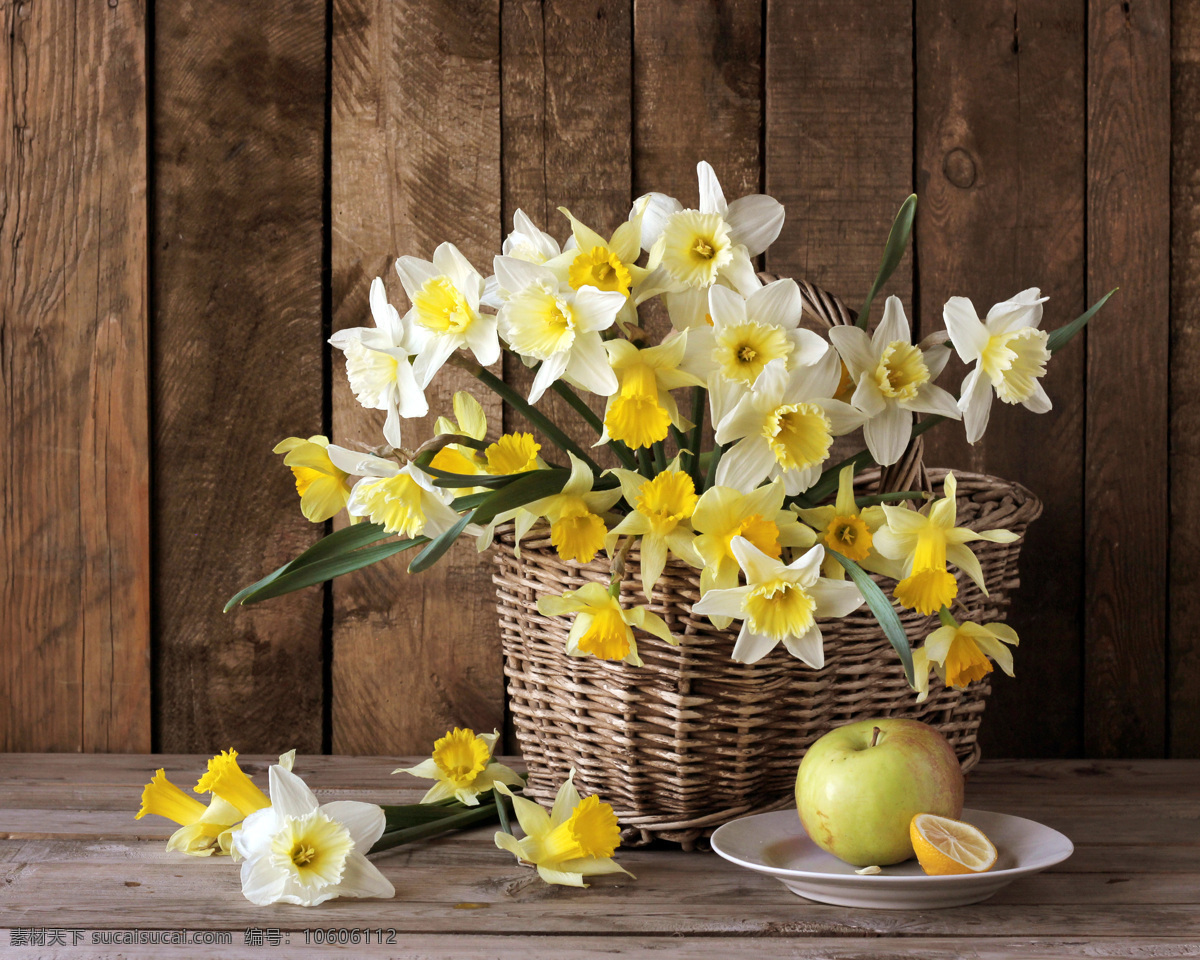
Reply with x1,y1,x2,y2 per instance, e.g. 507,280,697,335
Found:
0,755,1196,959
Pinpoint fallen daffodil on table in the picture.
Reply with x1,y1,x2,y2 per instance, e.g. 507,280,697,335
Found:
394,728,523,805
494,771,633,887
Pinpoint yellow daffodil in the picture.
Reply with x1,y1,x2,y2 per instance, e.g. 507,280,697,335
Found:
829,296,961,466
492,257,626,402
873,473,1019,615
794,465,904,580
599,334,705,450
484,433,540,475
273,435,354,523
329,276,428,448
714,354,865,495
693,539,863,665
394,728,523,806
136,768,242,857
484,453,622,563
912,613,1019,701
194,748,272,819
691,479,816,628
494,771,633,887
635,162,784,329
395,242,498,389
944,287,1052,444
538,582,676,666
328,450,464,541
430,390,488,480
606,462,703,597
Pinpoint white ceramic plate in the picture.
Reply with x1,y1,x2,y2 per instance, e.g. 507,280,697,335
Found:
710,807,1073,909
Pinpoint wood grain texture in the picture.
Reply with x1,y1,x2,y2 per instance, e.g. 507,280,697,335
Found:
331,0,505,753
0,0,151,751
914,0,1087,757
1171,0,1200,758
152,0,327,753
499,0,632,451
764,0,913,313
2,756,1199,949
1085,0,1170,757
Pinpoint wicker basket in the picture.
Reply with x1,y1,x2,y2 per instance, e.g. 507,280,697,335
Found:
493,468,1041,848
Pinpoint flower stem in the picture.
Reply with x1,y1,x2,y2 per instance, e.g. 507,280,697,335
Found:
548,381,638,471
937,606,959,629
637,446,654,478
704,442,726,491
687,387,706,485
448,355,603,474
652,440,667,474
370,796,513,854
494,787,513,836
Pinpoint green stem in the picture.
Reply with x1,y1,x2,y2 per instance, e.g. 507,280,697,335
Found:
938,606,959,629
637,447,654,477
370,797,510,854
652,440,667,474
854,490,928,508
549,381,638,470
451,357,602,473
494,788,513,837
704,442,726,491
687,387,706,486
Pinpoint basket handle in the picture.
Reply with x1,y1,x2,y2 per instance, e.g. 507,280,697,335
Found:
757,272,931,496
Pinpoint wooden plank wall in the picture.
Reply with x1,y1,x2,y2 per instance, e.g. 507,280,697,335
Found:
0,0,1188,759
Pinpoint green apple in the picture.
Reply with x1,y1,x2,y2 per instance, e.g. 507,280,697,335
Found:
795,718,964,866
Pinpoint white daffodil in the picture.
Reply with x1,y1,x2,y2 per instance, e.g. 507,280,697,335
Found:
395,242,499,388
944,287,1052,443
494,771,633,887
599,333,705,450
233,763,394,907
549,206,653,331
692,539,864,666
329,277,428,449
483,210,564,309
714,355,865,495
394,728,523,806
327,449,465,542
682,281,831,428
829,295,961,466
492,257,625,403
635,160,784,329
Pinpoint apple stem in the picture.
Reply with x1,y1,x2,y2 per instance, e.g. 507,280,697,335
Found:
871,726,881,747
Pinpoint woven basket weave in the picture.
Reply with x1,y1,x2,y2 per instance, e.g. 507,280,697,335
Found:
493,468,1041,848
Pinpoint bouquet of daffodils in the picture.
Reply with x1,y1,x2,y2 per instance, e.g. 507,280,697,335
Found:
230,161,1110,697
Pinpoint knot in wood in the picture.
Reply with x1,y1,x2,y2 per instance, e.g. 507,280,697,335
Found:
943,147,977,189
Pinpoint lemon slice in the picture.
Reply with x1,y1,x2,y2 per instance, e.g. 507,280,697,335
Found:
909,813,998,875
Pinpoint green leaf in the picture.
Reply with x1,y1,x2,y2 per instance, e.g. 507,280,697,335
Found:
829,549,915,687
224,522,390,611
1046,288,1118,353
233,537,426,606
421,463,537,488
854,490,927,508
472,468,569,526
407,510,476,573
859,194,918,328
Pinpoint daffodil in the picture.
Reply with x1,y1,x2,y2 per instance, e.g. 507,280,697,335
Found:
193,748,272,819
636,161,784,328
329,276,428,448
273,435,354,523
492,257,625,403
691,479,816,628
233,762,394,906
793,464,903,580
912,614,1019,701
484,433,541,474
714,355,865,495
944,287,1052,443
328,450,464,541
606,462,703,597
872,473,1019,615
538,581,676,666
429,391,488,483
599,334,704,450
394,728,523,805
395,242,498,388
829,296,961,466
136,768,243,857
494,771,633,887
551,206,653,331
692,539,863,665
502,208,561,265
482,453,622,562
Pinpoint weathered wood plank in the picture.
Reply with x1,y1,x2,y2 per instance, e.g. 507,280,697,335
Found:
913,0,1087,757
152,0,327,753
499,0,632,452
1171,0,1200,758
0,0,151,751
4,936,1196,960
330,0,505,753
1084,0,1171,757
764,0,913,311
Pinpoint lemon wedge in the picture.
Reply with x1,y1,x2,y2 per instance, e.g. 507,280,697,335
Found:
909,813,998,875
